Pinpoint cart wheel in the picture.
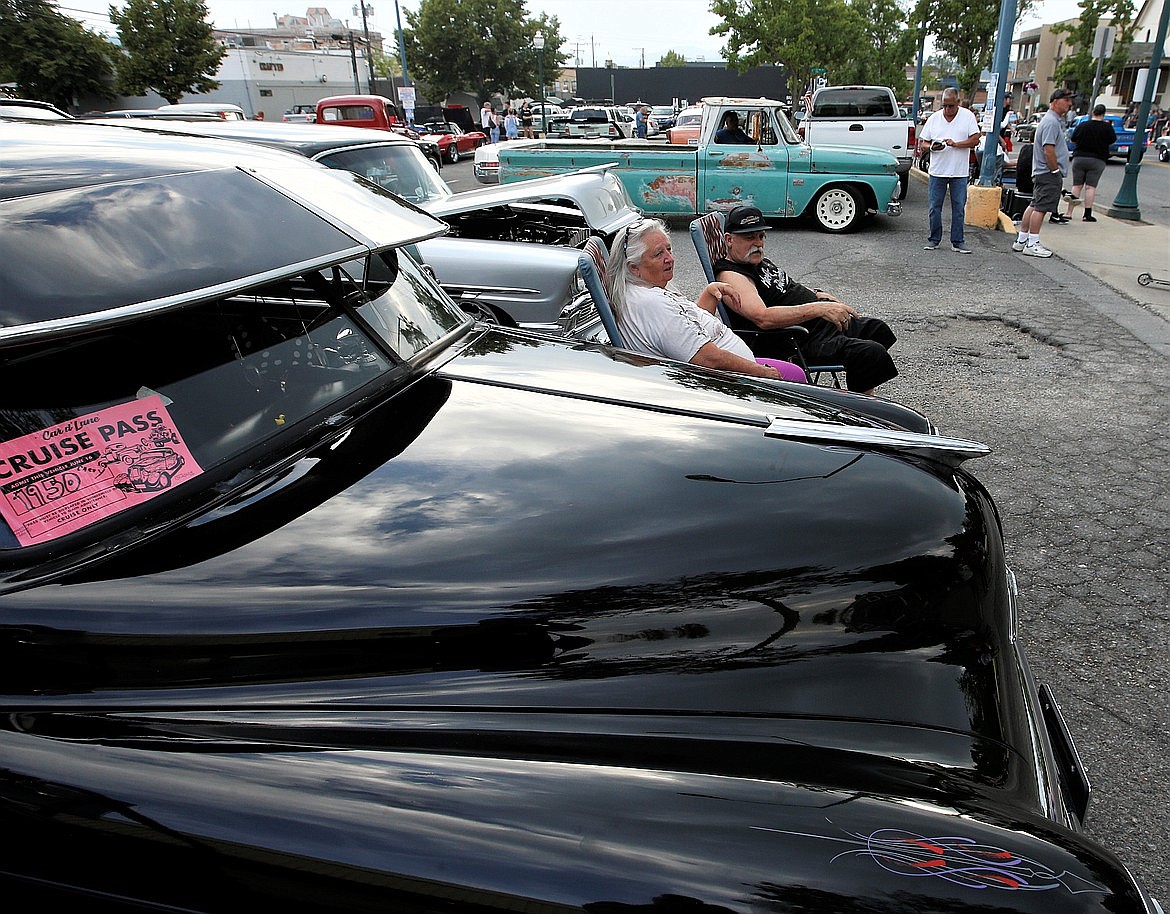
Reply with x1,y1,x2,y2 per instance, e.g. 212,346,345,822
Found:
1137,273,1152,286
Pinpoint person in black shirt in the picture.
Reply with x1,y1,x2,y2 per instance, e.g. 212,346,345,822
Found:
1064,105,1117,222
713,206,897,395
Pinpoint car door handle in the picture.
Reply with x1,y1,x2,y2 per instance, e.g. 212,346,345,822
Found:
849,124,864,131
708,151,724,157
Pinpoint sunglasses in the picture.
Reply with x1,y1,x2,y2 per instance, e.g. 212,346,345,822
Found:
622,217,648,254
943,103,959,109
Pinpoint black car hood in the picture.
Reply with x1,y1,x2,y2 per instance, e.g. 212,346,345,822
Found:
0,330,1149,911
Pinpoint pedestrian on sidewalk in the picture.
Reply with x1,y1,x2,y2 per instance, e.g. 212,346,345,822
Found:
917,87,981,254
1012,88,1075,258
504,106,519,141
1063,104,1116,223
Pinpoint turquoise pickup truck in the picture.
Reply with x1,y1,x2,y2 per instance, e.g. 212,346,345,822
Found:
491,97,901,232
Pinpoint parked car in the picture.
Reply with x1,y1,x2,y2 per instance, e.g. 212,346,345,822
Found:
76,118,450,201
78,117,626,333
155,102,246,120
0,97,71,118
313,93,443,170
1066,113,1147,159
1156,133,1170,162
416,170,642,330
667,104,703,144
650,104,677,130
565,105,631,139
282,104,317,123
1,116,1161,914
473,140,502,183
417,120,488,163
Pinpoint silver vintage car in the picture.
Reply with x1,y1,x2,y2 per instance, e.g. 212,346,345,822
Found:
417,169,640,332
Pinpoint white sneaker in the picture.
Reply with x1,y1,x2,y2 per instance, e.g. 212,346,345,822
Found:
1011,239,1027,252
1023,242,1053,258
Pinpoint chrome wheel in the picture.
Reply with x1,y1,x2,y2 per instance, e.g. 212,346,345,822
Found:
448,144,460,164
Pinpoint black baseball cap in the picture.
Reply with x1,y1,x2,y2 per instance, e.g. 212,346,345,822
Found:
725,206,766,234
1050,88,1074,102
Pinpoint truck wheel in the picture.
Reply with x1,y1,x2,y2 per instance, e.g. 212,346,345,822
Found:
811,186,862,233
448,145,460,164
895,171,909,201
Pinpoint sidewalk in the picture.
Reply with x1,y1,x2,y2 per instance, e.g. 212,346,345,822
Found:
997,201,1170,321
913,166,1170,323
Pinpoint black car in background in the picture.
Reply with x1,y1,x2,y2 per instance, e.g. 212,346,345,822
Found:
0,120,1160,913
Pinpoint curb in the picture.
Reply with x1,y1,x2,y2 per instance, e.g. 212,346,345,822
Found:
911,165,1017,234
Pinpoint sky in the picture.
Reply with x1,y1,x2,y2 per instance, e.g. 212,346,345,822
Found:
62,0,1087,70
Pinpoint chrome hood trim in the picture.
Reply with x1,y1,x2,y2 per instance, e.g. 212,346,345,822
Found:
765,416,990,466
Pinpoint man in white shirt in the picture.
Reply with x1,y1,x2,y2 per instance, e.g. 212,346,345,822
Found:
917,88,981,254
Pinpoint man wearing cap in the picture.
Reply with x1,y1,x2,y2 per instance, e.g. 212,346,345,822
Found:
916,87,981,254
713,205,898,395
1013,88,1075,257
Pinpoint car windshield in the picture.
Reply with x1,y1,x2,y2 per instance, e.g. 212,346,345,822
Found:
316,145,451,203
676,111,701,126
0,251,468,551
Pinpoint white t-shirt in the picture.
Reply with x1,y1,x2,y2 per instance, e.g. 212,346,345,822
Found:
920,107,980,178
619,283,754,364
481,107,493,129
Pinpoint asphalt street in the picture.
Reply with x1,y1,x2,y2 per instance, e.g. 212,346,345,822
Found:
445,156,1170,902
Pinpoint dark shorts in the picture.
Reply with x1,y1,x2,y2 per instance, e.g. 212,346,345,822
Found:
1071,156,1107,188
1031,171,1063,213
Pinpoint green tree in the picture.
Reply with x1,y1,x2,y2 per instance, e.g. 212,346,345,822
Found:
657,50,688,67
1052,0,1137,106
403,0,567,103
109,0,225,104
912,0,1034,100
0,0,116,108
837,0,917,96
710,0,866,96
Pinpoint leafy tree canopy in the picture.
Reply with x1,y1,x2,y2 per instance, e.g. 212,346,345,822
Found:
403,0,567,104
0,0,116,108
657,50,688,67
109,0,225,104
911,0,1034,100
1052,0,1137,109
836,0,918,97
710,0,867,94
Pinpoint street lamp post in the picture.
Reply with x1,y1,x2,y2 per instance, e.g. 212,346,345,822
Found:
534,32,545,136
393,0,410,86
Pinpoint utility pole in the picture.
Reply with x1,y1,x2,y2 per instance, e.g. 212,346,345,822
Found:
591,35,596,69
354,3,376,93
634,47,645,69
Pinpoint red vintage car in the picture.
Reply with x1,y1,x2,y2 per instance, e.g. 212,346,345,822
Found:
418,120,488,163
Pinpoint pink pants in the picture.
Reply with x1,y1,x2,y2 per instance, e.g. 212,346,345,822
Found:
756,358,807,383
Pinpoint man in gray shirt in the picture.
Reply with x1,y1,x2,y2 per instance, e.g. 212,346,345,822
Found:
1012,88,1074,258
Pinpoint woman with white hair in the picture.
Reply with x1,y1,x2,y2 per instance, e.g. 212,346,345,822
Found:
604,218,805,382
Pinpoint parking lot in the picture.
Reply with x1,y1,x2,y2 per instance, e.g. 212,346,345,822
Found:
444,153,1170,897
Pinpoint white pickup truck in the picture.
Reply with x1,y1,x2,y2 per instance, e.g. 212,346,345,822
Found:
798,85,914,199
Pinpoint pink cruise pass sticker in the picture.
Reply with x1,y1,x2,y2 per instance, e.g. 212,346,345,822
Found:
0,396,203,547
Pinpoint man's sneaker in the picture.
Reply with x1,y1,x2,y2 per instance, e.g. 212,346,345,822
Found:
924,241,939,250
1049,214,1071,224
1083,214,1098,222
951,243,973,253
1023,242,1053,258
1011,239,1027,252
1061,190,1079,200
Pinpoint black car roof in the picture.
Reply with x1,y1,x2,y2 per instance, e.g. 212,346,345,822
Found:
74,118,423,159
0,120,447,343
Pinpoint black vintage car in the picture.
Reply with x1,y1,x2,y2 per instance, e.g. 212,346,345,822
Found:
0,121,1160,913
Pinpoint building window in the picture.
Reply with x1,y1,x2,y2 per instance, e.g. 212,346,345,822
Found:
260,89,273,97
